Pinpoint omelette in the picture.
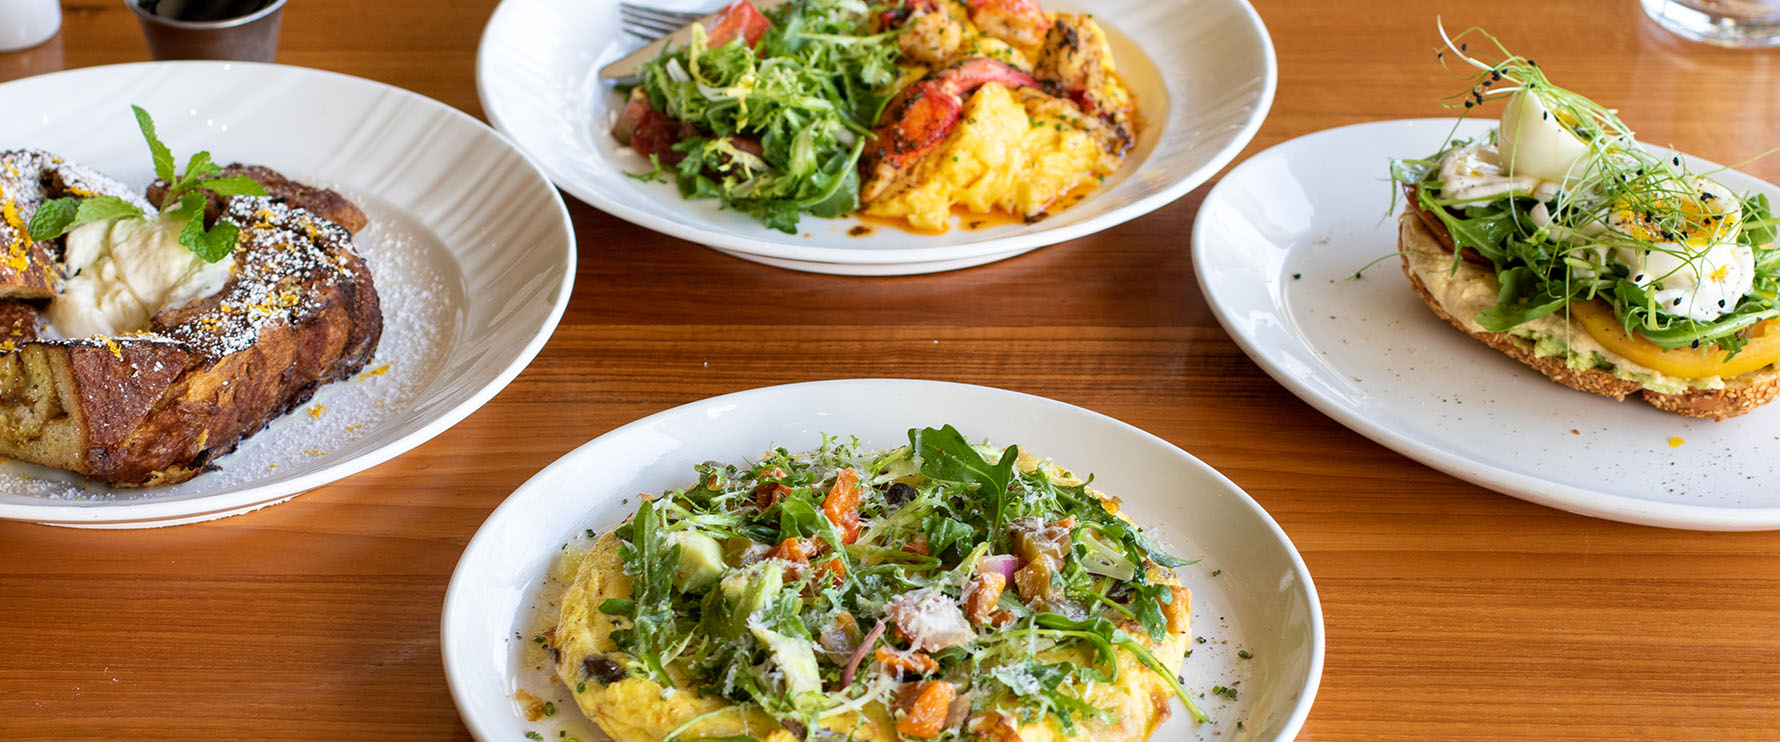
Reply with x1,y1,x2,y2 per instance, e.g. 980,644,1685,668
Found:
549,425,1201,742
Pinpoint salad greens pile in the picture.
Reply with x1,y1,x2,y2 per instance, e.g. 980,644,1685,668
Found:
630,0,901,233
1391,27,1780,355
587,425,1204,740
28,105,266,263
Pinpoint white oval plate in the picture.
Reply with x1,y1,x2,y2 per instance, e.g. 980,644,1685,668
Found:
476,0,1275,275
442,379,1323,741
0,62,575,528
1195,118,1780,531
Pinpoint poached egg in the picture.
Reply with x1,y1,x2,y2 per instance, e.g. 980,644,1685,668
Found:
1436,87,1756,323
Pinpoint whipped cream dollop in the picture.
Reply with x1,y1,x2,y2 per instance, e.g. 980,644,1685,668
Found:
49,214,235,337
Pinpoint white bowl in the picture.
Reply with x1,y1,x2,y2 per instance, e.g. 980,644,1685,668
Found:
442,379,1323,741
0,62,575,527
476,0,1276,274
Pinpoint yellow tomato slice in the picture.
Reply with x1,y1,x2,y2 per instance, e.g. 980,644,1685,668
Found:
1572,300,1780,378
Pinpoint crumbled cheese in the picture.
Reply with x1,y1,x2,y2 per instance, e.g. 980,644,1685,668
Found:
886,588,976,652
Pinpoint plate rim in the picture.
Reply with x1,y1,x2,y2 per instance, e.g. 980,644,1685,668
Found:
0,60,579,527
440,377,1325,742
1192,116,1780,531
474,0,1278,269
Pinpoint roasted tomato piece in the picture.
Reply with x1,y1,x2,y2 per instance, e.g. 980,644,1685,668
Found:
858,58,1041,202
707,0,772,48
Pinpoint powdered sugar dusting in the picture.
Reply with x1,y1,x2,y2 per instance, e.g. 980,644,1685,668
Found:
0,188,463,501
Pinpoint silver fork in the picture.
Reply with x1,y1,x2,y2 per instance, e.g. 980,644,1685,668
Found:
619,2,710,41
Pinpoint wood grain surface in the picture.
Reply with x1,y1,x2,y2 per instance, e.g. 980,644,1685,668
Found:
4,0,1780,740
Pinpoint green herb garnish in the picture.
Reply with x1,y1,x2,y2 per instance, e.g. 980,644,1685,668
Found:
628,0,899,233
590,428,1206,737
1393,25,1780,356
26,105,265,262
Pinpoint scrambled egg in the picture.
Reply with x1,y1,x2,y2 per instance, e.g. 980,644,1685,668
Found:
862,84,1107,232
551,452,1192,742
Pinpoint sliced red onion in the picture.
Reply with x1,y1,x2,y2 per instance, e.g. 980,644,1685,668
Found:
840,619,886,690
978,553,1020,581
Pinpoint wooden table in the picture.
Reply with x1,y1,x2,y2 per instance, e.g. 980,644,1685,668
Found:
4,1,1779,739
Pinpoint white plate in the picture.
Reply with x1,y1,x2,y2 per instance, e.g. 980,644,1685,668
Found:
442,379,1323,741
476,0,1275,275
1195,118,1780,531
0,62,575,528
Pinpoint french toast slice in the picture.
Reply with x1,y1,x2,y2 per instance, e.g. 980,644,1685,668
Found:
1,150,151,300
0,158,382,486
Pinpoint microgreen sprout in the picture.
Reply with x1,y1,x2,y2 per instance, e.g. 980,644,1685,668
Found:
1392,23,1780,356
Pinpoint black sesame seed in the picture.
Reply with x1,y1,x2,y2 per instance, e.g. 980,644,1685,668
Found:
1292,273,1302,280
1719,299,1727,308
1674,297,1684,306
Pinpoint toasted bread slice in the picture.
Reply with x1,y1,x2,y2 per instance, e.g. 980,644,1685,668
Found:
1398,210,1780,420
0,161,381,486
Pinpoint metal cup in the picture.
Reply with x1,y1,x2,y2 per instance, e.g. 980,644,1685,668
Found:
128,0,288,62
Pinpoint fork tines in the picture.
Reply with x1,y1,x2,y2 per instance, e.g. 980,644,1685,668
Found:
619,2,711,41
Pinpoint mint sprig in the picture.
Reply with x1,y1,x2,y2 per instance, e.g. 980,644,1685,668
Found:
25,105,266,263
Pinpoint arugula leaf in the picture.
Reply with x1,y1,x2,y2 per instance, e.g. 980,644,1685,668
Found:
911,425,1019,546
631,0,898,232
613,499,681,683
1128,582,1173,642
921,514,974,557
1475,265,1580,332
132,104,175,184
1745,194,1778,247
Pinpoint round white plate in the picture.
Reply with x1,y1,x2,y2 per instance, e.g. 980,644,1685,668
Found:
476,0,1276,275
1195,118,1780,531
442,379,1323,741
0,62,575,528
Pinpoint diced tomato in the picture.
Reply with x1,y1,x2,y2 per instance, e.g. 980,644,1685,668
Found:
896,681,957,739
821,468,862,544
706,0,772,48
